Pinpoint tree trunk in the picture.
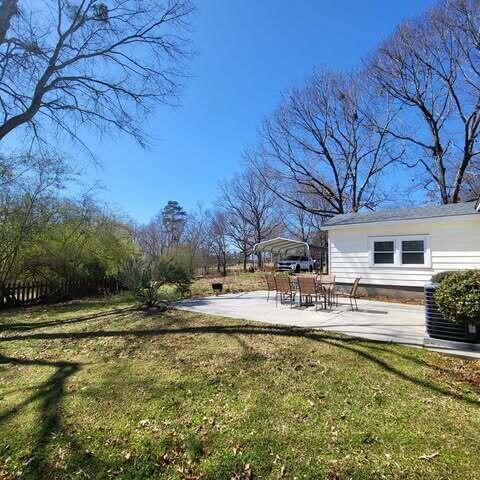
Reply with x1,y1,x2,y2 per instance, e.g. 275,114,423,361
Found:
433,146,449,204
451,152,471,203
0,0,17,44
243,254,247,272
257,251,262,271
222,253,227,277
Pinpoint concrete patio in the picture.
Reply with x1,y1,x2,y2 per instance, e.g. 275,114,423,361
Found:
177,291,480,358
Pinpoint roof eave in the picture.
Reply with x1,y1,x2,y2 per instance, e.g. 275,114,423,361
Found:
321,212,480,230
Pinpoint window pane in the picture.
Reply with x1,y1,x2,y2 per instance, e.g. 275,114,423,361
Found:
374,252,394,264
374,241,394,252
402,252,424,264
402,240,424,252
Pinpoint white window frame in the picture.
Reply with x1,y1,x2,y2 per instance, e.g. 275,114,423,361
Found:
370,237,397,266
368,235,431,268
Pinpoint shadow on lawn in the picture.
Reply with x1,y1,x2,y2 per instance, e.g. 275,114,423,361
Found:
0,351,143,478
0,306,136,333
1,309,479,476
2,316,479,407
0,353,80,477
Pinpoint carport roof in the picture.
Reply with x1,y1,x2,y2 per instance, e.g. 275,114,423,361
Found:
253,237,309,254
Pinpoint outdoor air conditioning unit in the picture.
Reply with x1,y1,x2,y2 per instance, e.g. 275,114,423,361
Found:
424,283,480,344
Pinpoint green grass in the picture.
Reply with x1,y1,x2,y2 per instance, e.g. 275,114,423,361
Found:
1,294,480,479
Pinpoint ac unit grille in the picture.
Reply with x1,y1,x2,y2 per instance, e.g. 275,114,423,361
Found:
424,285,471,342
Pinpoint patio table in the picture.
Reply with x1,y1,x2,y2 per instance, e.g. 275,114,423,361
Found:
289,275,332,309
316,276,337,308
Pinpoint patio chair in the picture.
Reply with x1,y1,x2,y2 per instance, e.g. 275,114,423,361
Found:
264,274,276,302
297,276,325,310
349,277,361,311
274,276,296,308
319,274,337,308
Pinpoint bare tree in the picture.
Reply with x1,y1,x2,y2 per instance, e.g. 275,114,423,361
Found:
183,205,211,271
135,213,167,264
0,0,194,147
366,0,480,203
223,210,253,272
0,0,17,44
207,210,228,276
219,168,281,268
440,0,480,201
462,157,480,199
135,200,188,263
280,200,323,243
252,68,401,217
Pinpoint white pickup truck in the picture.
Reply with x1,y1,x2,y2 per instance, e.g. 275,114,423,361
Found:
276,255,315,273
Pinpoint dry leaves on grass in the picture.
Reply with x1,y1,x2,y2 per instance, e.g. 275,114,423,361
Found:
418,452,440,460
121,450,132,461
430,358,480,389
136,419,162,434
230,463,253,479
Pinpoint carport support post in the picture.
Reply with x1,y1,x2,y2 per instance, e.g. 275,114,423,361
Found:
257,251,263,271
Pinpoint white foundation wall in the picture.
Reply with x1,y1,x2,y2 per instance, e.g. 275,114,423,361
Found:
328,216,480,287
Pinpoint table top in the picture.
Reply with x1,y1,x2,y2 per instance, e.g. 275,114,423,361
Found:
289,276,334,287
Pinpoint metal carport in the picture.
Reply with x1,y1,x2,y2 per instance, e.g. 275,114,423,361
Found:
253,237,310,257
253,237,328,272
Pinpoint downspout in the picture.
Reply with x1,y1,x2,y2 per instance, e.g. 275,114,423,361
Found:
327,235,331,275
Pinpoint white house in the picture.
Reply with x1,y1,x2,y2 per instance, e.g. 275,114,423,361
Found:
321,201,480,298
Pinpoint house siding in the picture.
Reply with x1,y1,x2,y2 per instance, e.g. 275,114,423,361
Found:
328,216,480,287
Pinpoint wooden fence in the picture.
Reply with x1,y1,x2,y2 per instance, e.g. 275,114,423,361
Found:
0,277,124,309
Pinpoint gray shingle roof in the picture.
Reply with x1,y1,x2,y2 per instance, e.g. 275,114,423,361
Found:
322,201,479,228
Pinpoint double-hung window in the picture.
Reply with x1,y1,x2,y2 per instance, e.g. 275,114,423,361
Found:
369,236,430,268
373,240,395,265
401,240,425,265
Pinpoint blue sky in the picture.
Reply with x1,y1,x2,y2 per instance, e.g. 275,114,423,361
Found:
80,0,436,223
